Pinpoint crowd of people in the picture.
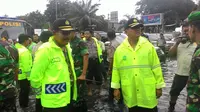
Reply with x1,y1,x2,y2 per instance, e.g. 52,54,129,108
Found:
0,10,200,112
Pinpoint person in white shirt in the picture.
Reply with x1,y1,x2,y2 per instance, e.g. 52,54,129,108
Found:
168,19,197,112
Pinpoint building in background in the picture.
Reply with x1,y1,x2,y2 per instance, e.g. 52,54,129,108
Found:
107,11,124,33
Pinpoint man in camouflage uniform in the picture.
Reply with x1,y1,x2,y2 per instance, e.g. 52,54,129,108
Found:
187,11,200,112
0,39,19,112
70,31,89,112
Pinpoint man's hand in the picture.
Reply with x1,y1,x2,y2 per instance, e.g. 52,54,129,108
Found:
156,88,162,98
78,74,86,80
114,89,120,101
175,38,182,45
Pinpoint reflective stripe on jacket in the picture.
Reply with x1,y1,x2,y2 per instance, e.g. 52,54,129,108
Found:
92,37,103,63
111,36,165,108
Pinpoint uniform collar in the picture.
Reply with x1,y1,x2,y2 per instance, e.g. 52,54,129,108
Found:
16,43,27,48
122,36,148,51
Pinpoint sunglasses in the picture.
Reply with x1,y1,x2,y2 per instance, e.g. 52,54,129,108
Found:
60,30,71,36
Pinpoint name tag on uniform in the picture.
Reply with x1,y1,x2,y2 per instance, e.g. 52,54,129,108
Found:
123,56,127,60
51,57,61,63
45,82,66,94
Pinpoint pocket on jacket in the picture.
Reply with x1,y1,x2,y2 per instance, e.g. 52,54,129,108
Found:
144,78,156,97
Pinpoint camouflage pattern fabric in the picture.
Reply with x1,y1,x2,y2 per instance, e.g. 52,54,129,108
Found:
70,36,88,77
70,36,88,98
187,45,200,112
0,40,18,111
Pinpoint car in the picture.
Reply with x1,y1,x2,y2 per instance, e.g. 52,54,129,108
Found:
148,33,175,54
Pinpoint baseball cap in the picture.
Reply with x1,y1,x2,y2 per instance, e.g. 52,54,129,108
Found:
52,18,74,31
124,18,144,30
188,11,200,23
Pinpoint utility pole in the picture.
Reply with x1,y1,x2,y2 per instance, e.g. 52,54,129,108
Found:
56,0,58,19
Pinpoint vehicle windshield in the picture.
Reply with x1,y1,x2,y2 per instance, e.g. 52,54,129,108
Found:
0,20,25,39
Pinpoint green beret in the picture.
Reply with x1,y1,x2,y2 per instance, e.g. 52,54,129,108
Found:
188,11,200,22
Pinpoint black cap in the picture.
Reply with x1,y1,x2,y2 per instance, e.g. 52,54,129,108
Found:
52,18,74,31
124,18,143,30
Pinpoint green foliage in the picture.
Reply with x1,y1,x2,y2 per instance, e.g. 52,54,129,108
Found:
65,0,107,30
45,0,70,25
18,10,47,29
17,0,107,31
135,0,196,25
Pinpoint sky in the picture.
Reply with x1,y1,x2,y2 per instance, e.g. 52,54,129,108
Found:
0,0,139,20
0,0,198,21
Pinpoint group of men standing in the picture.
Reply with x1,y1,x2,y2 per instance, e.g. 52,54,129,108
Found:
0,10,200,112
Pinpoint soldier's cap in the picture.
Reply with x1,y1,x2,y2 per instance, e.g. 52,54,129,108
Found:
124,18,144,30
52,18,75,31
188,11,200,23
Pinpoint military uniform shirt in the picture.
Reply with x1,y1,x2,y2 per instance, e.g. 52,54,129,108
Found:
70,36,88,77
187,45,200,112
0,40,19,100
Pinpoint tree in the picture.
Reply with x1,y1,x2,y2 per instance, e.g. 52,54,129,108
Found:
123,14,135,20
118,14,135,31
45,0,70,25
18,10,47,29
64,0,107,30
136,0,195,25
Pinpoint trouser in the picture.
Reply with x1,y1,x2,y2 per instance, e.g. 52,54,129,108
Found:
0,97,17,112
169,74,188,104
86,58,102,85
129,106,158,112
71,80,87,112
43,105,71,112
36,98,43,112
100,62,107,81
19,79,30,108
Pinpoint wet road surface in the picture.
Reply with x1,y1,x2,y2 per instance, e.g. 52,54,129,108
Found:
17,59,187,112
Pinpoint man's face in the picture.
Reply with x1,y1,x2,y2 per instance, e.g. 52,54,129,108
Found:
182,26,189,37
0,37,6,41
189,25,196,42
54,30,74,46
84,31,92,40
33,35,39,42
125,26,141,38
25,39,30,47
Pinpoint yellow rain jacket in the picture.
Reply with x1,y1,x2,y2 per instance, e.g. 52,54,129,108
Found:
30,36,77,108
111,36,165,109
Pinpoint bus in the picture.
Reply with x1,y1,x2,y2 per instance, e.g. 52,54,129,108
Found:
0,17,34,40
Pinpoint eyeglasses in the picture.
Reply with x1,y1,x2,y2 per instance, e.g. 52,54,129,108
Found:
60,31,71,36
